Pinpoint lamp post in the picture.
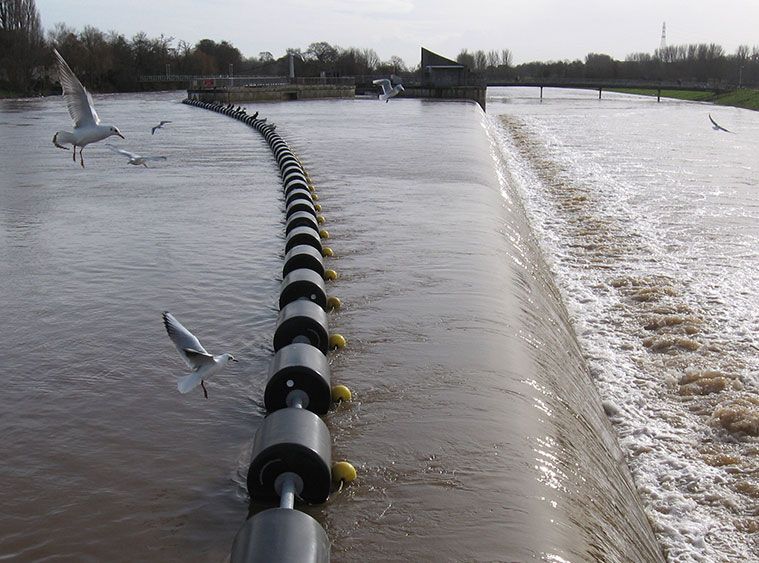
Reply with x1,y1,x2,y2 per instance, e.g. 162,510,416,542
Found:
738,65,744,89
227,63,234,103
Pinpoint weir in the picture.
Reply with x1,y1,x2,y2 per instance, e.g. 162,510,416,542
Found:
178,98,664,561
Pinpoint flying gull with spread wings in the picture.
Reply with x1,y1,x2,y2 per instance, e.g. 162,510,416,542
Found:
372,77,405,102
709,114,732,133
151,120,172,135
106,144,167,167
162,312,237,399
51,48,124,168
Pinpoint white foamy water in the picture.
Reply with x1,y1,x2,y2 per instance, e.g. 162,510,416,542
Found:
487,87,759,562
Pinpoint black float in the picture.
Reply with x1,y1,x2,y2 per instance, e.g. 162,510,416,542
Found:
231,509,330,563
283,245,325,278
265,343,331,414
286,198,317,220
273,300,330,354
279,268,328,310
285,226,322,254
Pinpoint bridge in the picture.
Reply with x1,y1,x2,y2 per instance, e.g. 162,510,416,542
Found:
484,77,733,101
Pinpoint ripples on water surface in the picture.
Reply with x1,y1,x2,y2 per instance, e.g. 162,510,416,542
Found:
488,87,758,561
1,92,284,560
0,89,754,562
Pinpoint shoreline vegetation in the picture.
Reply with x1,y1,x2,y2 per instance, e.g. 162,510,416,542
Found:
611,87,759,111
4,86,758,113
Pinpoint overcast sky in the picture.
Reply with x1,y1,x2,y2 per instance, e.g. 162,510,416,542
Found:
37,0,759,66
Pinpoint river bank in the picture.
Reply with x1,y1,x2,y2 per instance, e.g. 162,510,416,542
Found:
0,82,185,100
613,87,759,110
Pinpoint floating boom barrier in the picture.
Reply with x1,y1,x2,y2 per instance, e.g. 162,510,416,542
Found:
182,98,355,562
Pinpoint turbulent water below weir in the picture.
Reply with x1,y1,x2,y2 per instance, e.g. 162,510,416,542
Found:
488,87,759,562
0,90,754,562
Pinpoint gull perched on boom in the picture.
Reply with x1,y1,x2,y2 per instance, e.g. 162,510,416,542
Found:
51,48,124,167
162,312,237,399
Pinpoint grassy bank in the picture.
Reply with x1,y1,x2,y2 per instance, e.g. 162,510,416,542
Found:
612,87,759,111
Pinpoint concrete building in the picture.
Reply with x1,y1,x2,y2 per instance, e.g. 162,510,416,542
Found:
403,47,486,109
421,47,469,87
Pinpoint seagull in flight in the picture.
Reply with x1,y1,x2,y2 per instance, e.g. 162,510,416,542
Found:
709,114,732,133
162,312,237,399
372,78,405,102
151,120,172,135
106,144,167,167
51,48,124,168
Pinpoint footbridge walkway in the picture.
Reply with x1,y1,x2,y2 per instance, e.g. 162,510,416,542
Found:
485,78,733,101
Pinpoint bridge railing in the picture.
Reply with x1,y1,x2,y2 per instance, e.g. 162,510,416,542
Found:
142,75,356,88
191,76,289,88
486,77,736,91
289,77,355,86
139,74,205,82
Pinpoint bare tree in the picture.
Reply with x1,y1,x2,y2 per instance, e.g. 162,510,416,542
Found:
472,49,487,71
735,45,750,61
0,0,45,91
486,50,500,68
361,48,380,72
389,55,407,73
456,49,475,68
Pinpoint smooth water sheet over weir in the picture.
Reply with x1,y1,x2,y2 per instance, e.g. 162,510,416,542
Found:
283,100,665,561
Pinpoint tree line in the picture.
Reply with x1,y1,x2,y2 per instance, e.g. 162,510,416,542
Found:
1,0,757,96
458,44,758,86
0,0,410,95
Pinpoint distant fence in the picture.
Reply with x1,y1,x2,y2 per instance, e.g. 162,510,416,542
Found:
139,74,356,88
139,74,200,82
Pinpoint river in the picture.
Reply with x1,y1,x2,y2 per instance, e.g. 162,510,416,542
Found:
0,89,755,562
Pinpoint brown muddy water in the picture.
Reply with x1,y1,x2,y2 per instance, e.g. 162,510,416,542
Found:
0,90,721,562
